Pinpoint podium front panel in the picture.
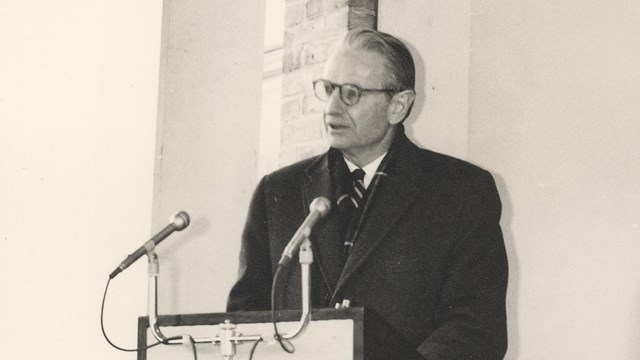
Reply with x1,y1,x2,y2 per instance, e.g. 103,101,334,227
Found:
138,308,364,360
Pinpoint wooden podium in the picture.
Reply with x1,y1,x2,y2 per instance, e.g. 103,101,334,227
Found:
137,307,364,360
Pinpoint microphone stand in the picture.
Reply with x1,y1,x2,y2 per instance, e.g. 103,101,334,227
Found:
277,237,313,340
145,235,314,359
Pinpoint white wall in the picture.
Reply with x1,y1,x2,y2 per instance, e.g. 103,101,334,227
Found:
379,0,472,159
151,0,265,316
469,1,640,359
0,1,162,359
381,1,640,359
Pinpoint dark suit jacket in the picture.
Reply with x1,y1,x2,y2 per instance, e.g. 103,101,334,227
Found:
227,129,508,359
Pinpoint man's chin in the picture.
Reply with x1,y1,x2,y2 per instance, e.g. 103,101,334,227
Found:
327,135,351,151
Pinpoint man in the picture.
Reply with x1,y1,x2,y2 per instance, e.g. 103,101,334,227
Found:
228,28,508,359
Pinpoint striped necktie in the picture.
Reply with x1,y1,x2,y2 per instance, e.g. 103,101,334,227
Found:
336,168,367,215
338,168,366,258
348,168,366,209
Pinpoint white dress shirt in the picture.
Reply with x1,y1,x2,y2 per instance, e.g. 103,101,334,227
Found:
343,152,387,189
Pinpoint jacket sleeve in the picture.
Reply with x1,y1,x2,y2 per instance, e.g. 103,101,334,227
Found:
418,171,509,360
226,176,273,312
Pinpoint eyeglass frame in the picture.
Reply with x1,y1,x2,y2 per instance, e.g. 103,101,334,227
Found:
312,79,397,106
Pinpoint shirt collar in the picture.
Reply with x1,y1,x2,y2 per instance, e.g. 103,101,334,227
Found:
343,152,387,189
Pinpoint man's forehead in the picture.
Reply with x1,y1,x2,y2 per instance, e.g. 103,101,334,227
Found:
323,46,387,84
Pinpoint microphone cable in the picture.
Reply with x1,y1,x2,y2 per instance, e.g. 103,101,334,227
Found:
271,265,295,354
247,336,263,360
185,335,198,360
100,277,182,353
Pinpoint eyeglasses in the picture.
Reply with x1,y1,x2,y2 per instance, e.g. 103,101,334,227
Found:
312,79,396,106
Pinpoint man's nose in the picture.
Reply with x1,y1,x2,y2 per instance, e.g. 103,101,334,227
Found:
325,88,344,115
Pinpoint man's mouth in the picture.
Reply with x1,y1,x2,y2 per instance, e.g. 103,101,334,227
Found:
327,123,348,130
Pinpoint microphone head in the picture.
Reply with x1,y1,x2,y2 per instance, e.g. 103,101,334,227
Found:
310,197,331,217
170,211,190,231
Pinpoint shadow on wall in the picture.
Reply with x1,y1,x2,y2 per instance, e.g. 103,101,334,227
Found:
493,172,520,360
158,213,213,313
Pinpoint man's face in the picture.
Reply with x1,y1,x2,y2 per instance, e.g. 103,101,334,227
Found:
321,47,395,163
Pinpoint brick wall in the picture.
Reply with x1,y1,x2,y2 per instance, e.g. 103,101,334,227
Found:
279,0,378,166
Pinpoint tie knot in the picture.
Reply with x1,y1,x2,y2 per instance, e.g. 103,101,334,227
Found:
350,168,365,183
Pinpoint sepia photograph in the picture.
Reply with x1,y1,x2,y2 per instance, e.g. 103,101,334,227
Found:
1,1,639,359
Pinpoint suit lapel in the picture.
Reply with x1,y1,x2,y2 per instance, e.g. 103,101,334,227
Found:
332,135,424,300
302,153,345,293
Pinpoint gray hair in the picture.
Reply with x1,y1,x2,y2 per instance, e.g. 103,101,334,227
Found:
341,28,415,92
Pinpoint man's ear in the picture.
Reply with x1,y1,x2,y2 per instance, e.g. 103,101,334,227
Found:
387,90,416,125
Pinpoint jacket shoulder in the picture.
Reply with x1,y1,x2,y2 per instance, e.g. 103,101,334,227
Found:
406,146,498,201
400,137,490,178
260,152,326,187
421,148,490,178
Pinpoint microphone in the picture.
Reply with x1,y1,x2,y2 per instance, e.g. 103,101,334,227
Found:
109,211,190,279
278,197,331,267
